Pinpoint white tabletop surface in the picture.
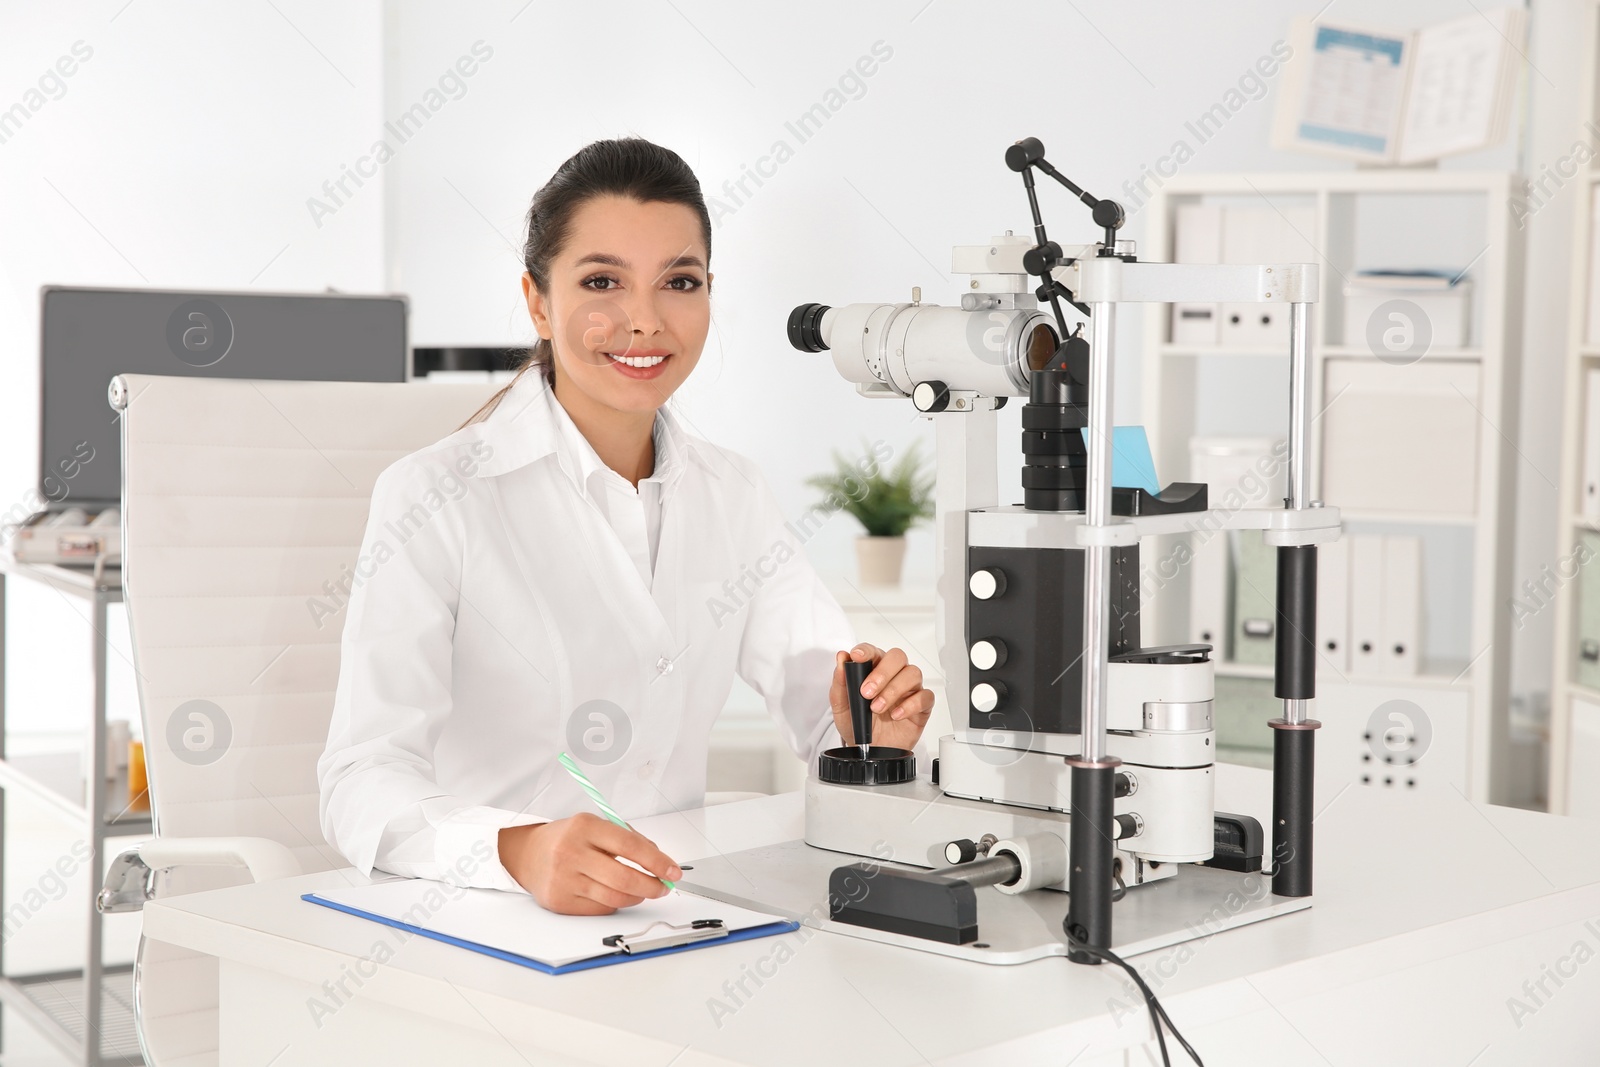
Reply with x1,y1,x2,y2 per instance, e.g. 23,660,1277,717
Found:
143,765,1600,1065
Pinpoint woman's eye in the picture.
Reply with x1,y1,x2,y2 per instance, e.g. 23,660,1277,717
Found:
666,275,704,291
581,275,617,291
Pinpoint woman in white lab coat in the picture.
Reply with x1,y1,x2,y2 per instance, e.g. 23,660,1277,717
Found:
317,138,935,915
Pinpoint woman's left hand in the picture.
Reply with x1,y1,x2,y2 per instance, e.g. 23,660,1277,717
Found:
829,643,935,751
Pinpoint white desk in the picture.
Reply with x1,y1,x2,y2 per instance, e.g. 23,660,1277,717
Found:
143,766,1600,1066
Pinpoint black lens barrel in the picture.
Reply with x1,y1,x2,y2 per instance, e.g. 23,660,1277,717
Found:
787,303,831,353
1022,333,1091,512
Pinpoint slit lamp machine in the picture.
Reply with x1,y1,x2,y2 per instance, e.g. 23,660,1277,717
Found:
683,138,1341,966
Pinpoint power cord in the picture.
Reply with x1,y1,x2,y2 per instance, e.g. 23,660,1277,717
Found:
1065,933,1204,1067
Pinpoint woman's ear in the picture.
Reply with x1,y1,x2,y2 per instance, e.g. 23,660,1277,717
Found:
522,272,552,340
706,270,713,296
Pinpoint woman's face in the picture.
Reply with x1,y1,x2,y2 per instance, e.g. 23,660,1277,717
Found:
524,194,711,415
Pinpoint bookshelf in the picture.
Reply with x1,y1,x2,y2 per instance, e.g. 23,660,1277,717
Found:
1549,1,1600,818
1140,171,1524,804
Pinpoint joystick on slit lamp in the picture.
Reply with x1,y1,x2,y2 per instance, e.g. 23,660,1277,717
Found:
818,659,916,786
786,137,1338,967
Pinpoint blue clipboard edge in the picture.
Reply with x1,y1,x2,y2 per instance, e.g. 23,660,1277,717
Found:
301,891,801,976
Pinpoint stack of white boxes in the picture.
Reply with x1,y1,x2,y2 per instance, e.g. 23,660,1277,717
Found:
1170,202,1319,348
1321,359,1481,517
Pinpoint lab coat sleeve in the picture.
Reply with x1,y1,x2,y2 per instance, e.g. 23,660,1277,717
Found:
317,456,543,893
733,471,855,767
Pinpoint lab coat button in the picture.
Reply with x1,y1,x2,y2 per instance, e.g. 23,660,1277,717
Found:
656,656,674,675
638,761,656,779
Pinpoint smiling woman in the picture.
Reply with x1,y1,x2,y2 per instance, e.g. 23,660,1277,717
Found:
458,140,717,486
318,136,938,917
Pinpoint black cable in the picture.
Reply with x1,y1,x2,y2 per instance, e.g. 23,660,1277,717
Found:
1065,933,1204,1066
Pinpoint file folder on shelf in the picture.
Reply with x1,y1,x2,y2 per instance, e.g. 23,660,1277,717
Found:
1349,534,1386,675
1231,530,1278,667
1317,536,1351,674
1584,368,1600,518
303,878,799,976
1380,535,1422,677
1578,531,1600,692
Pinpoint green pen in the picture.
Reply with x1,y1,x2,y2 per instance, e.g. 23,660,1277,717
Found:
555,751,677,890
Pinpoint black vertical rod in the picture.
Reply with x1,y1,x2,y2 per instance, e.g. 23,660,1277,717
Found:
1270,724,1316,897
1065,760,1117,961
1271,543,1320,897
1274,545,1317,699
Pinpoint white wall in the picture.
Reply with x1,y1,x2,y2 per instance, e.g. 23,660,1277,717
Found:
381,0,1524,574
0,0,387,731
0,1,1574,794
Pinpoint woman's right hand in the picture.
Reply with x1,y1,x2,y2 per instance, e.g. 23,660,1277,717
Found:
497,813,683,914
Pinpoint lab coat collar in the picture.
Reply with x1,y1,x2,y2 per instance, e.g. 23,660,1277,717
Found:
470,367,718,485
548,383,683,494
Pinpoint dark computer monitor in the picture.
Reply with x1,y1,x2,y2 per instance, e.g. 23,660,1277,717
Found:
39,286,410,507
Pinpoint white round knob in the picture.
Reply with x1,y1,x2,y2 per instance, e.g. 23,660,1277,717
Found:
969,568,1006,600
969,638,1006,671
971,681,1004,713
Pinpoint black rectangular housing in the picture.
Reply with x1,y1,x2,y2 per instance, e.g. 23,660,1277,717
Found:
967,545,1140,735
828,864,978,945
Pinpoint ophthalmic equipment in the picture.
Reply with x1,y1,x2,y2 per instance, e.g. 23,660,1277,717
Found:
681,138,1339,968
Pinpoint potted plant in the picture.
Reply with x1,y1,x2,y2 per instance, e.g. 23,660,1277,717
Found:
806,440,935,587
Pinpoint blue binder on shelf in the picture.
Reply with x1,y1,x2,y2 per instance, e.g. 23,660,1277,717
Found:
303,878,799,976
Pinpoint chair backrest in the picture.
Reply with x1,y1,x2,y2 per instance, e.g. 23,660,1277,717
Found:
114,373,499,874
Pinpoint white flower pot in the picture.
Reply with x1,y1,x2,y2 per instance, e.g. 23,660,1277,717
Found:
856,535,908,587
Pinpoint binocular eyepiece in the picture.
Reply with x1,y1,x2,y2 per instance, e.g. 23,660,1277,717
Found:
787,302,830,353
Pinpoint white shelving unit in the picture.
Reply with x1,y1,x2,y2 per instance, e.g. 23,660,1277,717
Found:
1549,1,1600,818
1140,171,1524,804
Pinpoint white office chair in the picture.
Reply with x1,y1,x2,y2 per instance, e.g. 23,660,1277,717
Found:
100,373,499,1066
99,373,765,1065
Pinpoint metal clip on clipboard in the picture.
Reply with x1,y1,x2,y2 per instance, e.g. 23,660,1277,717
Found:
601,919,727,954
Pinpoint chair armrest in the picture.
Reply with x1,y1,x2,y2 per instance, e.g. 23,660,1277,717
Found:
98,836,302,913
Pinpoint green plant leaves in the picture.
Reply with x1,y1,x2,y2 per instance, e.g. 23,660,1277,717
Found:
804,438,935,538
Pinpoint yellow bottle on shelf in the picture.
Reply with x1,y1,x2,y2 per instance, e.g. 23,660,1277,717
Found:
127,740,149,812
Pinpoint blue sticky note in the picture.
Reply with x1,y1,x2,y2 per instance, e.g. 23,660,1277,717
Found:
1078,426,1161,496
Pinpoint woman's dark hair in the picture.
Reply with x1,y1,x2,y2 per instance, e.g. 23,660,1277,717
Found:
461,137,712,427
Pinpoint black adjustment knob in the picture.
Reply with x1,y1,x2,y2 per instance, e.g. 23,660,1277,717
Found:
817,746,916,786
912,380,951,413
1022,241,1062,277
1091,199,1125,232
1005,137,1046,171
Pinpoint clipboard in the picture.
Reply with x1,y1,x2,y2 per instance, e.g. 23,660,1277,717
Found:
302,879,799,976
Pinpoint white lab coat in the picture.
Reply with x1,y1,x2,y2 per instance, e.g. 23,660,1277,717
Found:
317,370,853,892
